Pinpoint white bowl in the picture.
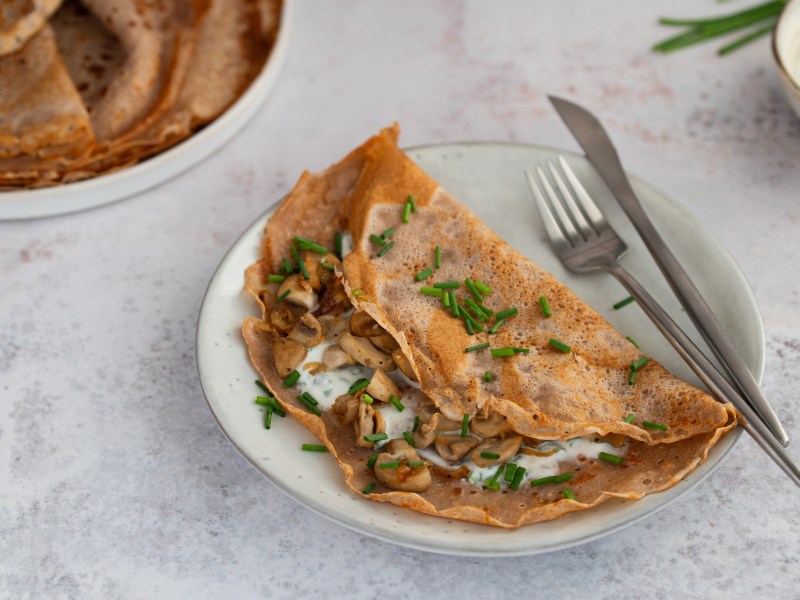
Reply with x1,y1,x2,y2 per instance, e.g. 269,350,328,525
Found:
774,0,800,118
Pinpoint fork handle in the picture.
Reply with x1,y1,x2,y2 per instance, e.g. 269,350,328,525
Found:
609,264,800,487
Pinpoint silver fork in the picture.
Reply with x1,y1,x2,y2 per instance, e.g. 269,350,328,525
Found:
526,156,800,487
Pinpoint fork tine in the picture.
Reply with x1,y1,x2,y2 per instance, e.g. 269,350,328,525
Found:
547,161,593,239
525,170,567,247
535,166,581,245
557,156,609,232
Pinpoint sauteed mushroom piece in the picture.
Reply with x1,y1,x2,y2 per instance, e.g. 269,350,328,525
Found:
277,275,318,311
469,411,512,438
318,314,348,340
272,337,307,377
471,436,522,468
339,332,396,371
287,313,324,347
321,344,357,371
391,348,417,382
330,393,359,426
365,368,401,402
349,310,384,337
412,399,462,448
355,401,386,448
370,332,399,353
598,432,626,448
373,439,432,492
434,435,480,462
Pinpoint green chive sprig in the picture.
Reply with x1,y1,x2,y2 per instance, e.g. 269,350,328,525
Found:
294,236,328,255
434,280,460,289
334,231,343,259
403,431,415,446
256,396,286,417
402,201,412,223
369,234,386,247
415,268,433,282
509,466,527,490
367,454,378,468
381,226,395,239
362,482,376,494
420,286,443,297
483,371,492,383
465,342,490,353
460,414,469,437
377,240,395,257
562,487,576,500
389,395,404,412
495,307,518,320
406,461,425,467
412,416,420,433
613,296,635,310
548,339,571,353
267,274,286,283
297,394,321,416
539,295,552,318
434,246,441,269
301,444,327,452
643,421,669,432
264,406,273,429
480,451,500,460
624,413,636,424
363,432,388,443
474,280,492,295
407,194,417,212
276,289,291,303
348,378,370,395
361,393,374,404
599,452,624,465
530,473,573,487
465,278,483,302
379,461,401,470
488,319,504,334
504,463,518,483
283,370,300,387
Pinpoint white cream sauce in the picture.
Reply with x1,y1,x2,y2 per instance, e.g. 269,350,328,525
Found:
296,338,372,411
340,232,354,257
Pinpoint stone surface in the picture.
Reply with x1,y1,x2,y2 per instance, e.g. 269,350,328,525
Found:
2,1,799,597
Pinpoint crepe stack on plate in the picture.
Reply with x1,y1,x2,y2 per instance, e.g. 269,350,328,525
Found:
241,126,737,528
0,0,282,189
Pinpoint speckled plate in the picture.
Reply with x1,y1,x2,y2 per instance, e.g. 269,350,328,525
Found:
196,142,763,556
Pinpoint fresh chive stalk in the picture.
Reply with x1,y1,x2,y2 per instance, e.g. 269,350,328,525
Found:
643,421,669,432
488,319,504,334
510,466,527,490
297,394,321,416
504,463,518,483
495,307,518,320
434,246,441,269
460,414,469,437
348,378,370,395
448,291,458,317
367,454,378,468
632,357,650,371
363,432,388,443
255,380,272,395
402,201,412,223
548,339,571,353
434,280,460,289
474,280,492,295
361,393,374,404
267,274,286,283
369,234,386,247
276,289,291,303
362,482,376,494
420,286,443,297
464,279,483,303
301,392,318,406
403,431,415,446
412,416,420,433
624,413,636,424
613,296,635,310
379,461,401,470
389,395,404,412
377,240,395,257
283,370,300,387
491,347,515,358
301,444,327,452
334,231,343,260
442,291,451,307
381,226,395,239
264,405,273,429
530,473,573,487
599,452,624,465
562,487,576,500
282,258,294,275
407,194,417,212
465,298,490,322
415,268,433,282
480,451,501,460
483,371,492,383
321,262,335,271
539,295,552,318
465,342,490,353
626,336,640,349
406,461,425,467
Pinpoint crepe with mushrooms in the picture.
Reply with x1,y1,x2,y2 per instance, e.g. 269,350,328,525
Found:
242,126,737,528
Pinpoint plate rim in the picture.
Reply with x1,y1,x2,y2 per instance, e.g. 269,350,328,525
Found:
196,140,762,556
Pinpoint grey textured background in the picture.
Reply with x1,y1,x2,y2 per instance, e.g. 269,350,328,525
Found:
2,1,799,598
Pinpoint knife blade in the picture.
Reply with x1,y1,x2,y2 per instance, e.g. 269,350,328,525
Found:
549,94,789,447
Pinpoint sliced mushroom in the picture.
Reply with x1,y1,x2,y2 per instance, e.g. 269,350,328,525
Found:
598,432,626,448
434,435,480,462
471,436,522,468
469,412,512,438
373,439,432,492
349,310,384,337
365,368,401,402
391,348,417,382
287,313,325,347
318,313,348,340
277,275,318,312
272,337,307,377
330,393,359,426
370,333,400,353
355,401,386,448
413,399,462,448
321,344,357,371
339,332,396,371
429,464,471,480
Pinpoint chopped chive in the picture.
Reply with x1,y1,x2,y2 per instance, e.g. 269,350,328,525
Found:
476,303,494,317
458,304,483,332
415,268,433,282
562,487,576,500
276,289,291,303
283,370,300,387
301,443,327,452
510,466,527,490
377,240,395,257
613,296,635,310
420,286,443,297
407,194,417,213
281,258,294,274
488,319,504,334
434,280,460,289
624,413,636,424
255,380,272,395
362,482,376,494
448,291,458,317
628,370,638,385
267,274,286,283
363,432,388,443
512,347,529,354
465,279,483,303
367,454,378,468
434,246,441,269
301,392,318,406
361,393,374,404
256,396,286,417
626,336,640,349
412,416,420,433
406,461,425,467
483,371,492,383
632,357,650,371
474,280,492,295
485,481,500,491
348,378,370,395
379,461,401,470
530,473,573,487
297,394,321,416
539,296,552,318
403,431,415,446
380,226,396,239
548,339,571,353
293,236,327,255
321,262,335,271
488,465,505,485
465,320,475,335
402,201,412,223
599,452,624,465
297,259,310,280
290,244,309,280
465,298,489,322
460,414,469,437
491,347,515,358
352,289,363,297
504,463,518,483
442,291,451,307
264,405,273,429
254,396,272,406
465,342,490,353
389,395,404,412
495,307,518,320
480,451,501,460
334,231,343,260
369,234,386,247
643,421,669,432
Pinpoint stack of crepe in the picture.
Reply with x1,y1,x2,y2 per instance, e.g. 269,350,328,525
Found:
241,126,737,528
0,0,282,188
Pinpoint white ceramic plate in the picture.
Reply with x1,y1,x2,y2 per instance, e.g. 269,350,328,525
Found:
773,0,800,119
196,142,764,556
0,1,293,221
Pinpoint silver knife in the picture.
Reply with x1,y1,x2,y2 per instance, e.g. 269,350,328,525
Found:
549,95,789,447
